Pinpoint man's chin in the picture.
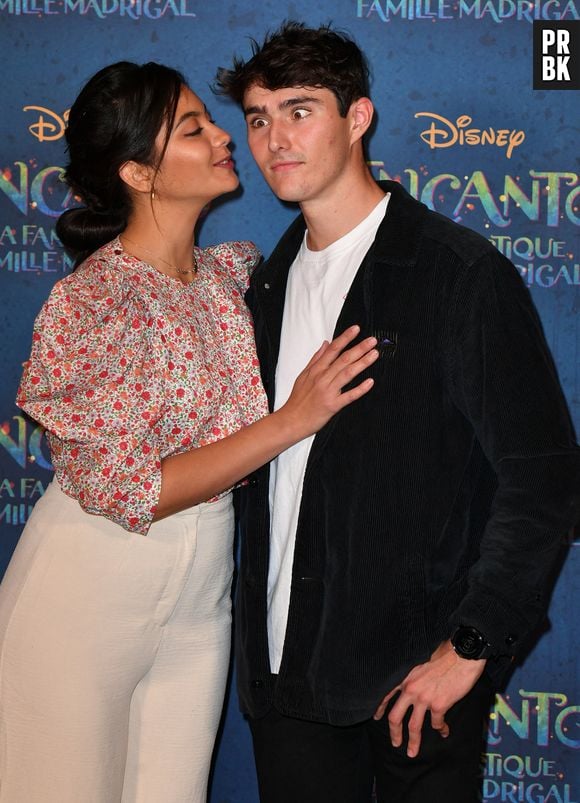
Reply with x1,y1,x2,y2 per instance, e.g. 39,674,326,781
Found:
276,193,304,204
259,175,306,204
264,184,306,204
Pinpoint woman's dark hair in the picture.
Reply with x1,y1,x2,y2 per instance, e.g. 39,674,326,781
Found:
215,21,370,117
56,61,186,265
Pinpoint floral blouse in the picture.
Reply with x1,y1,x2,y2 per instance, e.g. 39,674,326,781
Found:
17,237,269,535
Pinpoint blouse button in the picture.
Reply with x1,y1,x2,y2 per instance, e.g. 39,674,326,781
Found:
264,282,270,290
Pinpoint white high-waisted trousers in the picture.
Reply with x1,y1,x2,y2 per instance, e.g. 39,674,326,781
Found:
0,480,234,803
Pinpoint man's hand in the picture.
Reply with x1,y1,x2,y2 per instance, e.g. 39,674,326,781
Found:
373,640,486,758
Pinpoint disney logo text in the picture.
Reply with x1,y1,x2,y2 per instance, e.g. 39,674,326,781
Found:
23,106,69,142
416,113,525,159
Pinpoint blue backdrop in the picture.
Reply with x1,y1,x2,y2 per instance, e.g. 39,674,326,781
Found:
1,3,579,800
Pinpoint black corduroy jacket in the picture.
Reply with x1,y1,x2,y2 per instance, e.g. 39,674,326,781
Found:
236,181,580,726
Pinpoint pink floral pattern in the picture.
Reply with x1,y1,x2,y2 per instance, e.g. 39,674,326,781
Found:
17,237,269,534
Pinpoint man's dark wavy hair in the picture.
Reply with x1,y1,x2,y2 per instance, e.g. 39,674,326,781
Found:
215,21,370,117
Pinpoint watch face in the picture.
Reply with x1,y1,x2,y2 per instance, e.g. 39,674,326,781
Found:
453,626,486,659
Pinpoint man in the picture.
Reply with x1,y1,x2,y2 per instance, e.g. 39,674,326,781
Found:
216,22,580,802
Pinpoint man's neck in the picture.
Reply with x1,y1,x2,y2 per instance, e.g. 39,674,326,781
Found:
301,170,385,252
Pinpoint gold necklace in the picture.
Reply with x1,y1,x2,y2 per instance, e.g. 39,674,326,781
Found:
120,235,198,275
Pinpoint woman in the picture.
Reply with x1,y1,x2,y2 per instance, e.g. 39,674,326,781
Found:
0,62,377,802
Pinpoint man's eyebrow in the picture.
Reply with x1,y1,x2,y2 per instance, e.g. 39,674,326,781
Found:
243,96,323,117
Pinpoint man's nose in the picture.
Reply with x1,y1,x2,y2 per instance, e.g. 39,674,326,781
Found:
267,120,291,152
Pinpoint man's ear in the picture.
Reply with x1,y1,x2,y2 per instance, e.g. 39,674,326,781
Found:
349,97,374,144
118,160,154,195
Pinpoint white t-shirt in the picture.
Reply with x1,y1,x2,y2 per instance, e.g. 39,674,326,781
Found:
267,193,390,673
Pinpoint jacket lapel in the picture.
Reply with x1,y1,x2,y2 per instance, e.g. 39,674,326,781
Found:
307,182,427,466
252,215,306,380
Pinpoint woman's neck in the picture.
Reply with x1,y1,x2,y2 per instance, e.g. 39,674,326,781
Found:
121,205,199,279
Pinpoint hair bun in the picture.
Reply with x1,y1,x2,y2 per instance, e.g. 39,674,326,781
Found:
56,206,126,265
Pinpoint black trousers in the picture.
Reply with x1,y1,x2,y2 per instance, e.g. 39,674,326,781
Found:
249,674,495,803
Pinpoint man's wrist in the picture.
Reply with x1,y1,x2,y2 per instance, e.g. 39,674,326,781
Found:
451,625,494,660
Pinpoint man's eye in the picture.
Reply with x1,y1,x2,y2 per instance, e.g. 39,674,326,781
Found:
249,118,268,129
292,108,310,120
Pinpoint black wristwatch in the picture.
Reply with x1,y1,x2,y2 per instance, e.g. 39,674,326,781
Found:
451,625,494,660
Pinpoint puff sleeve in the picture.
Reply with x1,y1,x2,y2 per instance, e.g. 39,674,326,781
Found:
17,258,165,534
206,241,261,293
